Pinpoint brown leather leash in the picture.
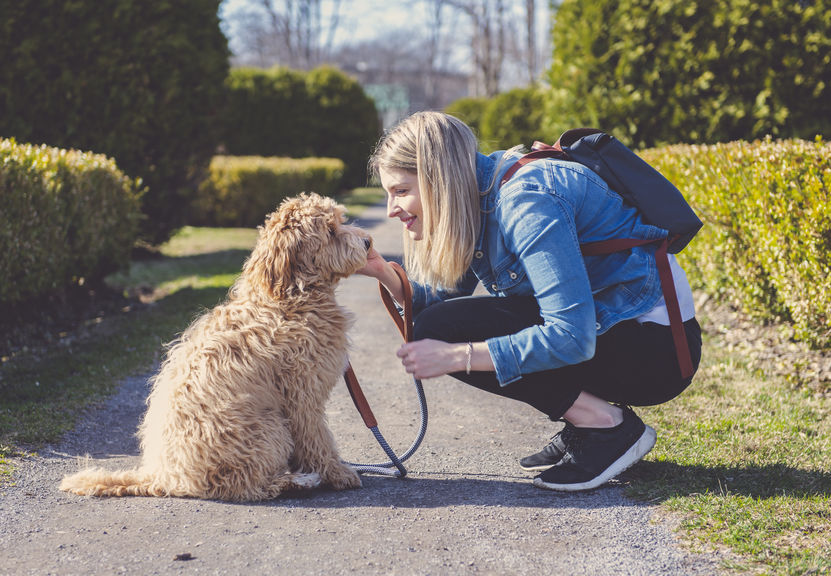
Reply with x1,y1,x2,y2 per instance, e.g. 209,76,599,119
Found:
342,262,427,477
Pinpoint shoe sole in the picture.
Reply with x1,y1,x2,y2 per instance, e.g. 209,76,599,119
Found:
520,463,556,472
532,425,657,492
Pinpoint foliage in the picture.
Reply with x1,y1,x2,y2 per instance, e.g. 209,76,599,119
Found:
190,155,345,227
632,327,831,575
544,0,831,149
221,67,313,158
642,137,831,347
443,97,490,139
479,86,549,152
0,0,230,244
0,138,142,304
304,66,381,187
220,65,380,188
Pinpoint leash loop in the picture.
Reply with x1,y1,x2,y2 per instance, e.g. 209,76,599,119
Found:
343,262,428,477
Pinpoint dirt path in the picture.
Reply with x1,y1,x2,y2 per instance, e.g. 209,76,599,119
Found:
0,203,724,575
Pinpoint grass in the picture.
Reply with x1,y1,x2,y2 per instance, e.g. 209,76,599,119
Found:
628,330,831,574
2,185,829,573
0,189,383,452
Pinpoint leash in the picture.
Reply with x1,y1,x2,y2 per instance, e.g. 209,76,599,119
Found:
342,262,428,477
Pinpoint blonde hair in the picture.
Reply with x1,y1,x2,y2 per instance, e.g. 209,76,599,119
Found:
369,112,481,290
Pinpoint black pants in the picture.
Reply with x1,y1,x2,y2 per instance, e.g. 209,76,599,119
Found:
413,295,702,420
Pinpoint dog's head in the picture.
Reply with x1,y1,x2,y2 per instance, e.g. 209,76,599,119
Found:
243,192,371,298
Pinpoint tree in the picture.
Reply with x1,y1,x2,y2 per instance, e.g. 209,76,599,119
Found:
0,0,229,243
544,0,831,148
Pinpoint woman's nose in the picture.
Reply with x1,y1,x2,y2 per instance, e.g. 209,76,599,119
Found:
387,195,399,218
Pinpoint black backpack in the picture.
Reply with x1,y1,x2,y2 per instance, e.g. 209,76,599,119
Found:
500,128,702,253
500,128,702,379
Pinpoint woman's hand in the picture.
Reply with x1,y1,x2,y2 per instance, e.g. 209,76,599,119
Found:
356,246,406,304
396,339,494,379
356,246,388,279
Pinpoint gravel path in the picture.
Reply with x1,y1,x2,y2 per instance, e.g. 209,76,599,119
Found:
0,202,725,575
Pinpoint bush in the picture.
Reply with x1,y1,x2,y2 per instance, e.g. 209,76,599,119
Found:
0,0,229,244
220,66,379,189
641,138,831,346
444,97,490,139
0,139,143,304
190,156,345,227
304,66,381,187
479,86,549,152
544,0,831,149
221,67,312,158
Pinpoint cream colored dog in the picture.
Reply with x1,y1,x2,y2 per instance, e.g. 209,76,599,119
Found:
60,193,369,501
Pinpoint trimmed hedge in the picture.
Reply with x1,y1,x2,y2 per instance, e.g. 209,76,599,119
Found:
444,97,490,139
220,66,379,188
479,86,548,152
0,139,143,303
642,138,831,347
445,88,550,153
190,156,345,228
0,0,229,245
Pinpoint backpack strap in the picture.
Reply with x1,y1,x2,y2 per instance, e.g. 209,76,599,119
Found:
500,141,566,186
502,144,695,380
581,236,694,380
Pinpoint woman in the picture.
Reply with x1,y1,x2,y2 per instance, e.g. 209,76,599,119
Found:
358,111,701,492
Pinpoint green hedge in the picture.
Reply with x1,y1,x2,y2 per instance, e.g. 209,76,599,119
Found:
0,139,143,303
444,97,490,139
220,66,379,188
641,138,831,347
190,156,345,227
445,88,550,153
479,86,548,152
0,0,229,244
544,0,830,149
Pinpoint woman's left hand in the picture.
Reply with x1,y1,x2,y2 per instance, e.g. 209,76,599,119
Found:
396,339,466,379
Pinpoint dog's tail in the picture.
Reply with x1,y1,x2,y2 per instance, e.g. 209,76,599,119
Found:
59,466,159,497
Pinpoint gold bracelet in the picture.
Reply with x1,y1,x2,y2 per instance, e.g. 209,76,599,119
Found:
465,342,473,375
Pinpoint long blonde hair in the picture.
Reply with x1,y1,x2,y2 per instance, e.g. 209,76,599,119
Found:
369,112,481,290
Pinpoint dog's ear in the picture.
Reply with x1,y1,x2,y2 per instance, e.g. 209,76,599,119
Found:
243,209,297,298
243,193,336,297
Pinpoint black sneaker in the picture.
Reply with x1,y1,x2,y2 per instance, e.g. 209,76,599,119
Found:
519,422,576,471
533,406,656,492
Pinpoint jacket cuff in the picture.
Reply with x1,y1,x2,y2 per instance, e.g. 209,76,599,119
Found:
487,336,522,386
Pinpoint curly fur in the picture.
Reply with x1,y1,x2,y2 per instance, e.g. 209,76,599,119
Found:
60,193,370,501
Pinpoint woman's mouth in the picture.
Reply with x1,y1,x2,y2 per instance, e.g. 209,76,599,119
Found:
402,215,417,230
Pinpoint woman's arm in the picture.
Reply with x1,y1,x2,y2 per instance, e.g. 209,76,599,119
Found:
397,340,494,379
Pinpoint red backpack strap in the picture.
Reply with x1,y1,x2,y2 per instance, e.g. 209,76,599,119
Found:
582,236,694,379
500,141,567,187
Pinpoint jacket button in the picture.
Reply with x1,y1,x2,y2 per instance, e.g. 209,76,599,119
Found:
509,271,517,279
595,322,601,330
474,251,483,259
492,283,498,291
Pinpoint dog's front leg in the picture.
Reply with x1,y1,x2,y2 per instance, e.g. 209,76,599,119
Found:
288,405,362,490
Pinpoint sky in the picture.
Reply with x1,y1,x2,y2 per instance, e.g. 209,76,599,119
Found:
219,0,436,53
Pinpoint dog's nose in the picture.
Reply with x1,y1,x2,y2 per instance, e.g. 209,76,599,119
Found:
363,237,372,252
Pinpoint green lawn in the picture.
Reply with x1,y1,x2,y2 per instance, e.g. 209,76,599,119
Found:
1,186,829,574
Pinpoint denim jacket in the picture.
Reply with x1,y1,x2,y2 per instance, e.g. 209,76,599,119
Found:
411,150,670,386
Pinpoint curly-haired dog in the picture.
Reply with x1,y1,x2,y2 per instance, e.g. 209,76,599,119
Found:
60,193,370,501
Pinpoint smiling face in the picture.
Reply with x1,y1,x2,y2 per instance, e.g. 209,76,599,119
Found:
379,166,424,241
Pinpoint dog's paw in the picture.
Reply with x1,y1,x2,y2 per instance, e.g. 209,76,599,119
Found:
292,473,322,489
325,464,362,490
